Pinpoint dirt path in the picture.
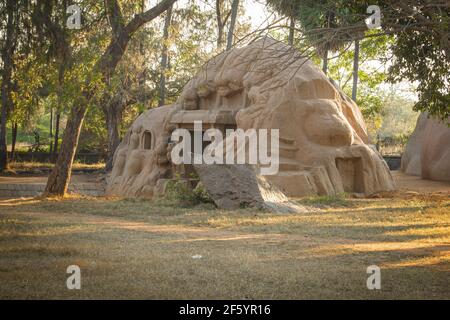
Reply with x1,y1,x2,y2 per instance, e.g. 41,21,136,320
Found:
392,171,450,193
0,174,104,197
1,170,449,193
0,173,101,185
0,170,449,203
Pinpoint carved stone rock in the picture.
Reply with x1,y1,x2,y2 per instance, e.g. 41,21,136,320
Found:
106,38,395,208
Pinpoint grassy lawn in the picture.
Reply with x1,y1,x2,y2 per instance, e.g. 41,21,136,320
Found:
0,193,449,299
7,161,105,172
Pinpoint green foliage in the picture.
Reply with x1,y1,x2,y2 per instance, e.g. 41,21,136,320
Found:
10,57,45,127
192,182,215,205
3,0,223,153
267,0,366,54
5,0,448,163
378,87,419,139
269,1,450,121
268,1,393,132
388,31,450,120
326,33,393,133
78,105,107,153
165,175,214,208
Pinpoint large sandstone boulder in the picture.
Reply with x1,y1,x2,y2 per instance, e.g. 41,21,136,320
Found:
401,113,450,181
193,163,304,212
106,37,395,207
202,38,394,196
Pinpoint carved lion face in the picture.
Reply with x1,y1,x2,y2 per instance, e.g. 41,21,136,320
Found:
303,100,354,147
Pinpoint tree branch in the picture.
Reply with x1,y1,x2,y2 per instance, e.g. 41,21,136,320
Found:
97,0,177,81
105,0,124,37
124,0,177,35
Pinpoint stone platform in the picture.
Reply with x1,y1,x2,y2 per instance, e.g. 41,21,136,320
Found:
0,174,105,198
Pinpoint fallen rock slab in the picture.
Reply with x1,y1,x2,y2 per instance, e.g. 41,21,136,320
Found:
193,163,306,213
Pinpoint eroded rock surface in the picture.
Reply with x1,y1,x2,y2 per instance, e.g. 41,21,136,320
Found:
107,37,395,208
401,113,450,181
106,105,177,198
193,163,304,212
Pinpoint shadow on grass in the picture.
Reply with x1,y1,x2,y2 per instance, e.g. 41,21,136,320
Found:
0,194,449,299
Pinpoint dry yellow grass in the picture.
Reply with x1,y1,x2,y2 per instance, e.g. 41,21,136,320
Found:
0,193,449,299
8,161,105,172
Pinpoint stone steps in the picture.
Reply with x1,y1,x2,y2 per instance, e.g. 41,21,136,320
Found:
275,141,299,159
278,157,301,171
274,138,299,168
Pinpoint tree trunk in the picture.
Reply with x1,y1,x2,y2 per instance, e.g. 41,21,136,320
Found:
322,49,329,74
139,0,146,85
53,62,65,162
352,39,360,102
226,0,239,51
216,0,224,48
45,0,176,196
0,94,8,172
52,111,60,162
49,107,54,154
0,0,16,172
10,122,17,161
105,107,122,172
217,21,224,49
159,5,173,107
288,16,295,46
45,103,88,196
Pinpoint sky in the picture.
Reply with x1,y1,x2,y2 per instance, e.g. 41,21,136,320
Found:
145,0,273,29
244,0,270,28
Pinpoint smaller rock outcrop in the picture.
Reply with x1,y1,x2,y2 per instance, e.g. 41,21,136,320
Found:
401,113,450,182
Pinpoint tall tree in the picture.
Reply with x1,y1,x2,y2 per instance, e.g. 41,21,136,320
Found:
103,73,154,171
321,8,334,74
45,0,177,196
102,1,217,171
288,16,295,46
226,0,240,50
52,68,65,162
0,0,18,171
103,87,128,172
49,106,53,154
159,4,173,107
103,2,147,172
25,0,72,161
352,39,360,101
383,0,450,120
9,122,18,161
215,0,232,49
